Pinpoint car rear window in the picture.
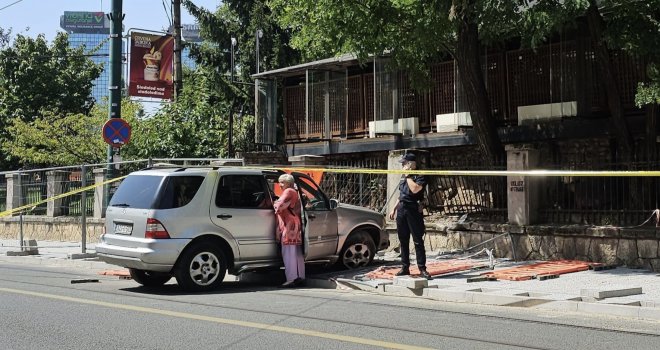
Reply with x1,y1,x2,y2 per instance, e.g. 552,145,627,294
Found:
156,175,205,209
109,175,164,209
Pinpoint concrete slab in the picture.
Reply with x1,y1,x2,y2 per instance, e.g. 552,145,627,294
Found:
393,276,429,289
384,284,426,297
68,253,97,260
580,286,643,299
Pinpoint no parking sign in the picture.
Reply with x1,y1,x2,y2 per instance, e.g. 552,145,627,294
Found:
102,118,131,147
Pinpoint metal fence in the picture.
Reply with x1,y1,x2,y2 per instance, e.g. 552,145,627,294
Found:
321,157,388,212
0,178,6,212
539,161,660,226
2,158,656,227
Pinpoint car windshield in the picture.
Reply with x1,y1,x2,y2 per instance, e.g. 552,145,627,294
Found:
109,175,164,209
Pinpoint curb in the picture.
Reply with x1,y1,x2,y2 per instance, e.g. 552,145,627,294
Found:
331,277,660,322
3,255,659,322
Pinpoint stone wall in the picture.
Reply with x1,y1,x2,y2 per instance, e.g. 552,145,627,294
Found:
389,222,660,272
0,216,104,243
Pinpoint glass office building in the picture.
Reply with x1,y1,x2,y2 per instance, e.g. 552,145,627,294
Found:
59,12,123,104
168,24,203,69
67,33,111,103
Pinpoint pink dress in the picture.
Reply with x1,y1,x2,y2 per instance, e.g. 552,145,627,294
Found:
274,187,302,246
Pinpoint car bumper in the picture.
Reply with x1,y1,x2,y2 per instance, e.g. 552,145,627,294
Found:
96,234,190,273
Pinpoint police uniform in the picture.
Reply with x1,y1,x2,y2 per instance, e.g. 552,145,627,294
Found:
396,173,427,271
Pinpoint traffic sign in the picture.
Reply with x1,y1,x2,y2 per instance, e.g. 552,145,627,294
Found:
102,118,131,147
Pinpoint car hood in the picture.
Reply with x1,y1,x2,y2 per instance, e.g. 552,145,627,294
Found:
337,202,380,214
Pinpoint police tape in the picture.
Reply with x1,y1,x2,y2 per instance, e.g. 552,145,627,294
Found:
252,166,660,177
1,165,658,219
0,175,128,218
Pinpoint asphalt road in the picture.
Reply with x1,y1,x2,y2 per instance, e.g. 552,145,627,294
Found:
1,263,660,350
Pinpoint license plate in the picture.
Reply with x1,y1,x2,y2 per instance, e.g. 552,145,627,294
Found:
114,223,133,235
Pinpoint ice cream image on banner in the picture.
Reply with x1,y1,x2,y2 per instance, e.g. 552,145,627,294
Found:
143,47,162,81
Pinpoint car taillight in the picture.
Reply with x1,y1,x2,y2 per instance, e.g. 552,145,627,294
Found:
145,218,170,239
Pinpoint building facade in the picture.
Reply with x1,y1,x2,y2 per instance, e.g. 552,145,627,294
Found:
59,11,119,104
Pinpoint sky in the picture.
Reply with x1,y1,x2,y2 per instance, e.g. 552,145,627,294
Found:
0,0,220,41
0,0,220,114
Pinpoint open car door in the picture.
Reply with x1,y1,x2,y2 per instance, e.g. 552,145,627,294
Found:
292,173,338,260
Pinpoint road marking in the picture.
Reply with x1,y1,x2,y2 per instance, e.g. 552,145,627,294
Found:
0,287,433,350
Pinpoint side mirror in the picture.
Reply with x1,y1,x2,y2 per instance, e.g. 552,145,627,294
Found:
329,199,338,210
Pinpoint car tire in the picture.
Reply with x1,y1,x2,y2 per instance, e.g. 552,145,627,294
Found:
129,268,172,287
174,242,227,292
338,231,376,269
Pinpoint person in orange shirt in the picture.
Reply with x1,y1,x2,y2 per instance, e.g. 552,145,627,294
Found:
274,174,305,287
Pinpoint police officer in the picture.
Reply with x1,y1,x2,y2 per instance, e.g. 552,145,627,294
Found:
388,153,431,279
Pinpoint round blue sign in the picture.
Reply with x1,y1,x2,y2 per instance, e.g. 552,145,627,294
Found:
102,118,131,147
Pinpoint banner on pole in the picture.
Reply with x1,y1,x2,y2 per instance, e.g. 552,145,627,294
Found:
128,32,174,100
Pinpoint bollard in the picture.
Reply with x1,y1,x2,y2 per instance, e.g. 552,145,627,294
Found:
81,165,87,253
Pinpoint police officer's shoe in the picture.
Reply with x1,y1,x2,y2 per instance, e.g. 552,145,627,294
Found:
395,267,410,276
419,268,432,280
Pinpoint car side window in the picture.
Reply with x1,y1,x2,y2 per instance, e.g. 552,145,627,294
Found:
296,176,328,211
216,175,272,209
156,176,205,209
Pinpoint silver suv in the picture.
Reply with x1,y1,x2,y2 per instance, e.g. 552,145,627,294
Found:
96,166,388,291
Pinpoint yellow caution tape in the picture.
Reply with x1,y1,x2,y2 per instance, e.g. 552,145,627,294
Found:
246,166,660,177
0,175,128,218
2,164,657,219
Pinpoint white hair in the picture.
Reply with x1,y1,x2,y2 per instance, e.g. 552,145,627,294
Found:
278,173,295,185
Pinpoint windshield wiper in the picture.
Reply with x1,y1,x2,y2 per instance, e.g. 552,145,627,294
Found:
111,203,131,207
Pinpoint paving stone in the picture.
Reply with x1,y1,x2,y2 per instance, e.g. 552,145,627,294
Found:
577,302,640,319
393,276,429,289
580,286,642,299
424,288,470,303
384,284,425,297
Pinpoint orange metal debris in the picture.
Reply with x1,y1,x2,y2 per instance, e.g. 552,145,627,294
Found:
481,260,602,281
98,269,130,277
365,259,489,280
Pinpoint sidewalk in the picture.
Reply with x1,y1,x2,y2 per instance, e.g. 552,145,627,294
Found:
2,239,660,321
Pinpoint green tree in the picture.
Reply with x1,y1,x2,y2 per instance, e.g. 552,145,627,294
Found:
269,0,577,163
163,0,301,156
0,31,103,168
5,99,143,166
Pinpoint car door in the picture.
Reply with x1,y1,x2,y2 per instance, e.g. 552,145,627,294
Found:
209,173,277,261
292,173,338,260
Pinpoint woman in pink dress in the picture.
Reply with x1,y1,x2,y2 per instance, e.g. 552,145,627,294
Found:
273,174,305,287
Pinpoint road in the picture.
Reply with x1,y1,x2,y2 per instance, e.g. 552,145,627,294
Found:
1,263,659,350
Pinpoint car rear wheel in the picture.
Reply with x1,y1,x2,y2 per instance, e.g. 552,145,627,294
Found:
338,231,376,269
174,243,227,292
129,269,171,287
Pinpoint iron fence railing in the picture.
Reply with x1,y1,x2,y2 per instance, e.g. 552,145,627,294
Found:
539,161,660,226
1,158,656,227
0,179,6,212
322,157,388,212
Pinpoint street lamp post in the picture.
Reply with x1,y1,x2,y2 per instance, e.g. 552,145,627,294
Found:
228,37,237,157
255,29,263,74
230,37,236,82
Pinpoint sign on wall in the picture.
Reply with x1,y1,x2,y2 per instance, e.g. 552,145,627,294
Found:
128,32,174,100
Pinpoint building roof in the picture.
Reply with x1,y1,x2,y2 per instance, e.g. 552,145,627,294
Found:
252,53,362,79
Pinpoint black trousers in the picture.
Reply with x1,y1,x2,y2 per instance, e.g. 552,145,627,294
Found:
396,202,426,269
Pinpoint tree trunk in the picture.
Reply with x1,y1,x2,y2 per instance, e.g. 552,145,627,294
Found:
586,0,634,161
454,16,503,165
647,104,658,161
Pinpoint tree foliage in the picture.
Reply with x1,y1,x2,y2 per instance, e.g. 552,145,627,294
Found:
5,99,143,166
160,0,301,156
0,31,103,169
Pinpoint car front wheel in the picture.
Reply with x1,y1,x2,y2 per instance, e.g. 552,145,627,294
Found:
174,243,227,292
338,231,376,269
129,268,172,287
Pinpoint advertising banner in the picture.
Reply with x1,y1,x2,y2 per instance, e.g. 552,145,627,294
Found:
128,32,174,100
61,12,107,30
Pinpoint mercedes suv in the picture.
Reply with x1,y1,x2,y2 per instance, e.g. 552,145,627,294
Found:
96,166,388,291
